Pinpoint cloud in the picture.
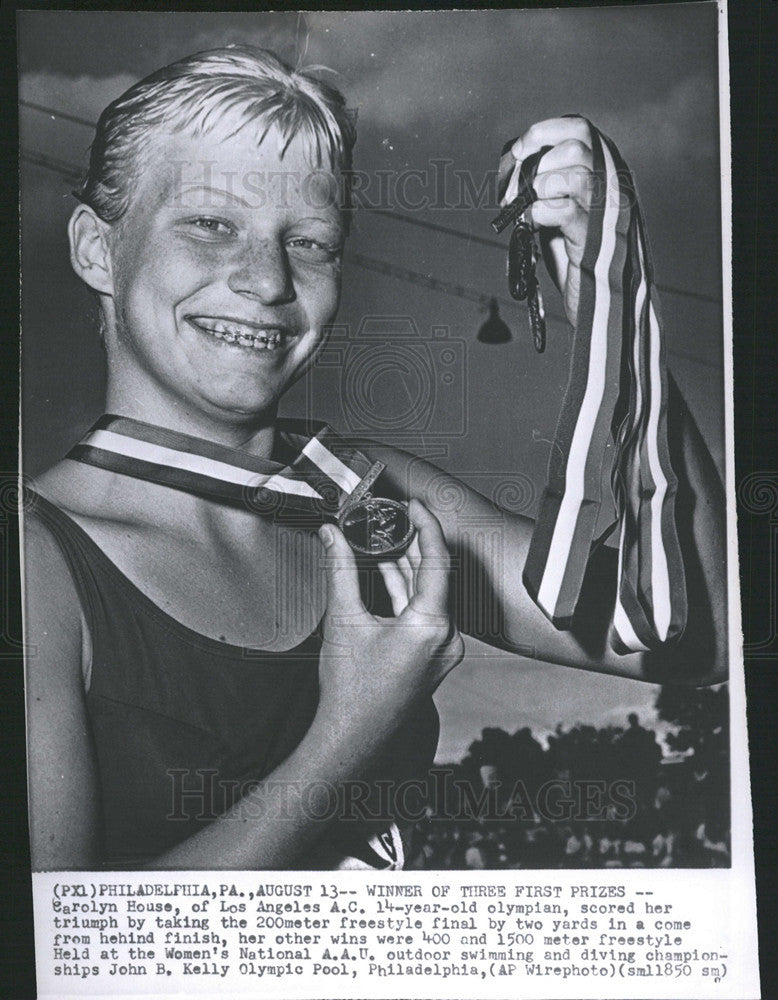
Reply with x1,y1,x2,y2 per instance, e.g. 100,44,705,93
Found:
433,648,659,763
589,72,719,167
19,8,719,177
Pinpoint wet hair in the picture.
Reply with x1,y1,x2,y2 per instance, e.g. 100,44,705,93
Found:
75,45,357,223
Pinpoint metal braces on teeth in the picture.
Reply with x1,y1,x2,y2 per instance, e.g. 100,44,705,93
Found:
195,320,283,348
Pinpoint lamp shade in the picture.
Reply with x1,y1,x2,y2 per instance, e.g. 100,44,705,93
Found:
477,298,512,343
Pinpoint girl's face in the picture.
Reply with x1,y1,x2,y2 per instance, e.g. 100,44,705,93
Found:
103,121,344,426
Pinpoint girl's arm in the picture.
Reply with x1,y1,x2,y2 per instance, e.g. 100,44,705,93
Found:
366,369,726,686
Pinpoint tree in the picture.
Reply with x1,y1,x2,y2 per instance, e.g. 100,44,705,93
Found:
655,683,730,840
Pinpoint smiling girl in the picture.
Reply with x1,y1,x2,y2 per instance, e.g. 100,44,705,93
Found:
23,46,726,871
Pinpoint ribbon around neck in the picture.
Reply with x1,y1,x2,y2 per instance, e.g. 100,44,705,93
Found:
67,414,378,522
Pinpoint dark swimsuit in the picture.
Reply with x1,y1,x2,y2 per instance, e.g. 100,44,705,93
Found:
28,492,439,869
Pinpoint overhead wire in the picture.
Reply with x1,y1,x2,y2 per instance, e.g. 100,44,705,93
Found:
19,143,724,371
21,149,83,183
360,207,721,306
19,98,96,130
19,98,722,306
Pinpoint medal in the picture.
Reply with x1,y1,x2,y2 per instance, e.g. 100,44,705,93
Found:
336,462,414,557
340,499,414,558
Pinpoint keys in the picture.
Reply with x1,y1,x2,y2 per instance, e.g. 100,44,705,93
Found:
527,267,547,354
507,220,534,299
490,144,551,354
507,220,547,353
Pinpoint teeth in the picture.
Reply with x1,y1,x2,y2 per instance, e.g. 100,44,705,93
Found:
193,318,283,349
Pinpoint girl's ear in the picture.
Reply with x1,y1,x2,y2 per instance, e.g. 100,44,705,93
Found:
68,204,114,295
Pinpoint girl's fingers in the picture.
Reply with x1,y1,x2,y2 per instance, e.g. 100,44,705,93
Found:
404,499,451,618
377,559,411,616
509,116,591,166
319,524,368,620
528,137,592,173
396,553,415,596
532,164,594,210
406,533,422,594
499,121,592,207
538,228,569,292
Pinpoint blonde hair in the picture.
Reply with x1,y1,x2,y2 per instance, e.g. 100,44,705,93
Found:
76,45,357,222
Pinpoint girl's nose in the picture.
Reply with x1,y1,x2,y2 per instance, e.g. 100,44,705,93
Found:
227,241,295,304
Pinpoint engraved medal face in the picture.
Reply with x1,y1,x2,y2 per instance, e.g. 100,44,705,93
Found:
338,498,415,557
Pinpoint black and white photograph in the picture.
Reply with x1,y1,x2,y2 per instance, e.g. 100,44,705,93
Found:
15,3,762,997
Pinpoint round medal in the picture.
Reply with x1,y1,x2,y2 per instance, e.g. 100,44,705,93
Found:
338,497,415,557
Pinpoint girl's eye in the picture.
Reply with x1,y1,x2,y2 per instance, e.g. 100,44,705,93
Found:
287,237,342,263
186,217,237,239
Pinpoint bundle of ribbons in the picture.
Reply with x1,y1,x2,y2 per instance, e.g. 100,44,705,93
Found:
522,118,687,653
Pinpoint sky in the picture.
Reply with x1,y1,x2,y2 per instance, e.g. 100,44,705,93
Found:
18,6,723,297
17,4,727,762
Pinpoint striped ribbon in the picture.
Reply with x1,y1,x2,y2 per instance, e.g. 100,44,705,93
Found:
522,119,687,652
67,414,376,521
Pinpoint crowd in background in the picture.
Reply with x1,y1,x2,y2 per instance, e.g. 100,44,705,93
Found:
407,684,730,870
